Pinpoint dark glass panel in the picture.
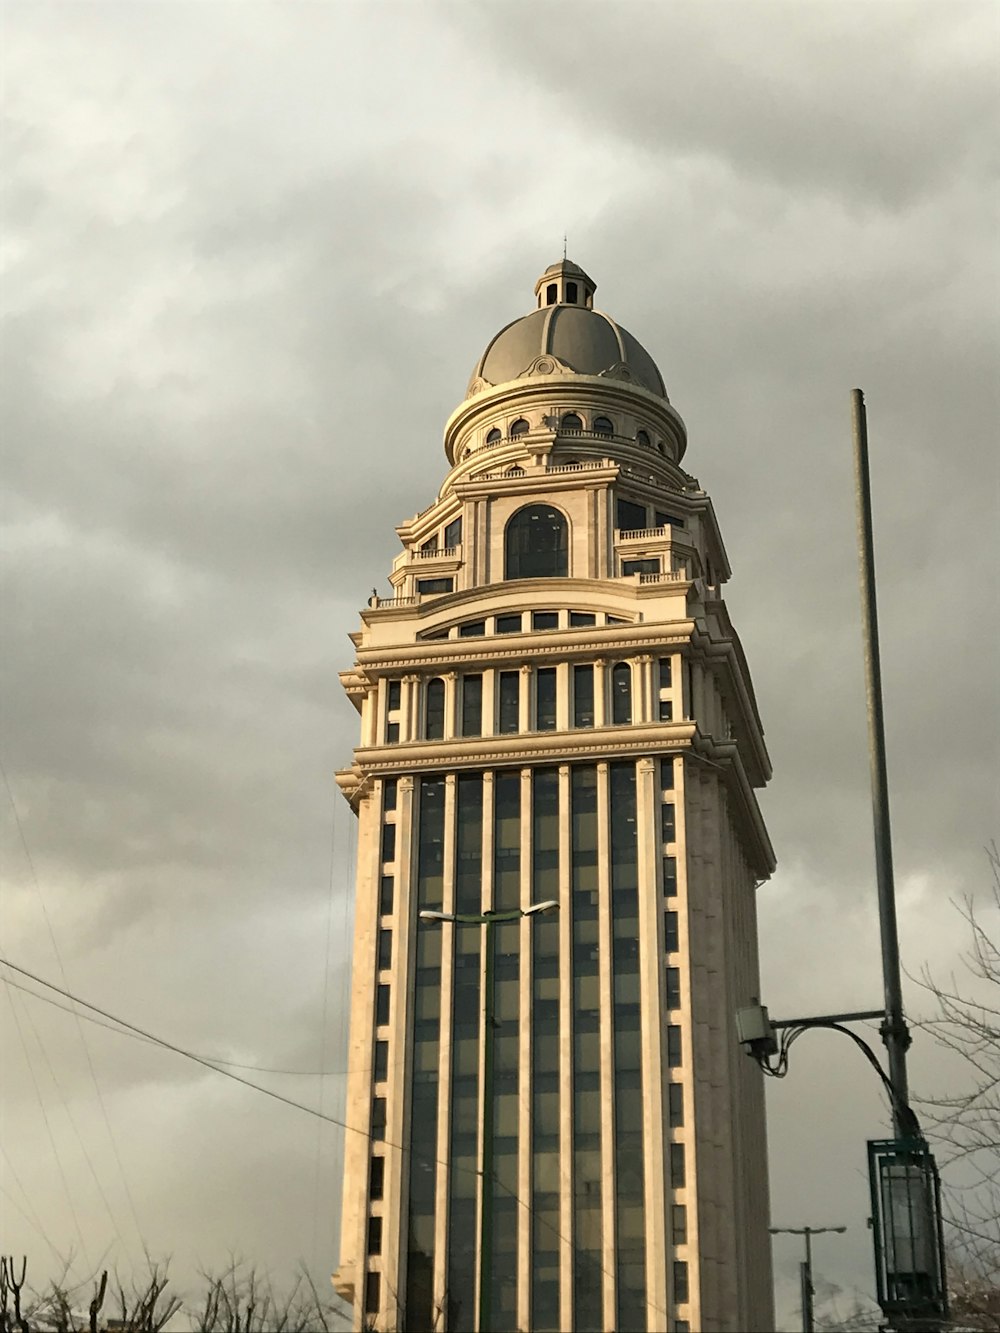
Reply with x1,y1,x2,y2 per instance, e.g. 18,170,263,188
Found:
370,1155,384,1201
535,668,557,731
659,658,672,690
665,910,679,953
659,698,673,721
374,1039,388,1083
612,662,632,725
499,671,520,733
367,1216,382,1255
673,1261,689,1304
616,497,647,531
379,876,394,917
387,680,401,712
569,611,596,626
417,577,453,595
623,557,660,576
672,1204,687,1245
505,504,569,580
532,770,560,1330
668,1083,684,1127
364,1273,380,1315
371,1097,386,1142
561,412,583,430
462,674,482,738
655,510,686,529
636,429,651,446
376,985,390,1028
593,416,613,435
663,855,677,898
546,284,557,305
532,611,559,630
666,967,681,1011
510,417,529,436
425,678,445,740
667,1025,683,1067
573,665,595,728
459,620,486,638
378,930,392,971
382,779,397,812
661,804,676,844
386,722,400,744
381,823,396,864
662,757,674,790
444,516,462,547
566,281,578,303
496,614,522,634
670,1141,686,1188
486,427,502,444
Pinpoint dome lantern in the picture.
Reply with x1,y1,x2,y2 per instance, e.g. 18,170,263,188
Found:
533,258,596,310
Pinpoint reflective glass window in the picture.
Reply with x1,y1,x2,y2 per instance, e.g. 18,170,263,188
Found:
636,429,651,447
496,614,522,634
364,1273,380,1315
623,557,660,576
665,910,679,953
505,505,569,580
425,678,445,740
661,804,675,844
381,824,396,864
510,417,529,437
573,665,595,728
670,1142,685,1188
561,412,583,430
376,985,390,1027
570,611,596,627
668,1083,684,1128
662,757,675,790
532,611,559,630
486,427,502,444
616,497,647,531
667,1025,683,1067
664,855,677,897
417,577,453,595
666,967,681,1011
459,620,485,638
367,1216,382,1256
420,536,439,553
672,1204,687,1246
673,1261,689,1304
659,697,673,721
370,1156,385,1201
386,722,399,744
656,510,686,529
371,1097,386,1142
499,672,520,733
535,668,557,731
378,930,392,972
532,770,560,1332
444,516,462,547
374,1040,388,1083
379,875,394,916
462,675,482,737
612,662,632,725
387,680,401,712
593,416,613,435
383,779,397,812
659,658,672,689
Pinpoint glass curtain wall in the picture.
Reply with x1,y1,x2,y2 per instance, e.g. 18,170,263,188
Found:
447,775,483,1330
571,766,603,1329
406,778,445,1329
531,770,561,1330
610,761,647,1330
491,772,521,1330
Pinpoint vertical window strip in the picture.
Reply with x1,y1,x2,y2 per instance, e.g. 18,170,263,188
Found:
446,774,483,1331
573,664,595,728
425,678,446,740
462,674,483,737
405,778,445,1328
612,662,632,725
491,771,521,1330
535,668,557,731
610,761,647,1331
531,769,561,1332
571,766,603,1330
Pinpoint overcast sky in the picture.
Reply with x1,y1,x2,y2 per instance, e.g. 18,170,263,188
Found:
1,3,997,1327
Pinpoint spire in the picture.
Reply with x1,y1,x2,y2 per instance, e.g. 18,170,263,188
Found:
533,258,596,310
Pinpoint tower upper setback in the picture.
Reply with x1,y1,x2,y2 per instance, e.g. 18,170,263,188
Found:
334,261,776,1333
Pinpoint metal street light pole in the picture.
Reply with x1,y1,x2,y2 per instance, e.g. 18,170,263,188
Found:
419,899,559,1333
770,1226,846,1333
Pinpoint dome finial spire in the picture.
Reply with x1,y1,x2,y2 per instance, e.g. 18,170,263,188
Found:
563,232,567,261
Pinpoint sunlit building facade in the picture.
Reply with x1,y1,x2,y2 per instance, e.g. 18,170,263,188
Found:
333,260,776,1331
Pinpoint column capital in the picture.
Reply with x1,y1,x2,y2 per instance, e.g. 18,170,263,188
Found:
399,776,415,793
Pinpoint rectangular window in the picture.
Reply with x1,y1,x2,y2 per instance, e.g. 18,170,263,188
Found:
662,757,674,790
383,779,397,812
371,1097,386,1143
496,614,522,634
499,671,520,733
573,664,594,728
417,577,453,595
379,875,394,916
664,856,677,897
666,967,681,1010
665,910,679,953
659,658,672,689
381,824,396,865
370,1156,385,1201
462,674,483,737
659,698,673,721
673,1261,689,1304
661,803,676,844
672,1204,687,1246
376,985,390,1028
387,680,401,712
622,557,660,576
616,497,647,531
569,611,596,627
668,1083,684,1128
535,668,557,730
377,929,392,971
670,1141,685,1188
367,1215,383,1256
364,1272,380,1315
673,1322,690,1333
655,510,686,529
532,611,559,630
667,1025,683,1067
420,535,439,553
374,1040,388,1083
444,516,462,548
385,721,400,744
459,619,485,637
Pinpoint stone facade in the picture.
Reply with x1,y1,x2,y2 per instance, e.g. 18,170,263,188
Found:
333,261,776,1332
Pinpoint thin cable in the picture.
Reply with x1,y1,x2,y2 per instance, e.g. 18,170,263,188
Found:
0,1142,64,1264
0,753,145,1254
3,984,92,1272
0,953,674,1324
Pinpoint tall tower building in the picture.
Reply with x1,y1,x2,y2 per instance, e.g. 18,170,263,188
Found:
333,260,775,1332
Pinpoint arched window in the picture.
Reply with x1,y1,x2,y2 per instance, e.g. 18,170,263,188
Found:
636,429,650,447
506,465,524,476
486,427,501,444
546,284,557,305
510,418,529,438
505,504,569,580
561,413,583,431
425,678,445,740
612,663,632,724
594,416,614,436
566,282,578,304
